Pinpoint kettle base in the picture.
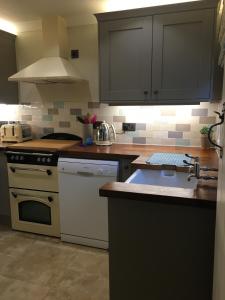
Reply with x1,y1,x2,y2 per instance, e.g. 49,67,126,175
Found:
95,141,113,146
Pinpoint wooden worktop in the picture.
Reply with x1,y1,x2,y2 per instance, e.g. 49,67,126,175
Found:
6,139,80,152
2,141,218,207
61,143,218,172
99,180,217,208
61,143,217,164
0,142,16,151
61,143,218,207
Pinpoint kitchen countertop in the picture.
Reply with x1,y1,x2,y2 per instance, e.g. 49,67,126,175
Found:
2,141,218,207
61,143,218,207
0,142,16,151
61,143,217,163
99,180,217,208
7,139,80,152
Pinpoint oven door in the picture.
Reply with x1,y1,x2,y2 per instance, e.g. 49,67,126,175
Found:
10,188,60,237
8,163,58,192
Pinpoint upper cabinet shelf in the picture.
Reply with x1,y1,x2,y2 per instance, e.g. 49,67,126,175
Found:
95,0,222,105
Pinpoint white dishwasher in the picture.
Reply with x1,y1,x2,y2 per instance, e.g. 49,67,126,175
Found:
58,158,118,249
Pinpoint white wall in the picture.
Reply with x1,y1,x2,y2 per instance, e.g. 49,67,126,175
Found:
16,24,99,104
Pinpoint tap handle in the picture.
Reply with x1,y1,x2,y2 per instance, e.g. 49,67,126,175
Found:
185,153,199,162
183,160,194,167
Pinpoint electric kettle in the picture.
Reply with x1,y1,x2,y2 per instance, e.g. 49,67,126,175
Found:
95,121,116,146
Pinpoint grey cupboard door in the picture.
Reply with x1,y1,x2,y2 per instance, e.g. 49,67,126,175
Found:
0,30,18,104
99,17,152,103
152,9,214,103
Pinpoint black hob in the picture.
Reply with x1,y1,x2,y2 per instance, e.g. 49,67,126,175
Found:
5,132,81,166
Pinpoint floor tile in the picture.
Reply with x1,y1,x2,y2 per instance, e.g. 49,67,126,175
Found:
0,275,49,300
0,226,109,300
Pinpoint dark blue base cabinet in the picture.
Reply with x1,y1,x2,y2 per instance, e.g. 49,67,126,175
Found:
108,198,215,300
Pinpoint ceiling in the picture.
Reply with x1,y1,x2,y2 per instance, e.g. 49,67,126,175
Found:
0,0,200,33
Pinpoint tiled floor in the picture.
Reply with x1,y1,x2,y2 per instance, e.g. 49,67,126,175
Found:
0,225,109,300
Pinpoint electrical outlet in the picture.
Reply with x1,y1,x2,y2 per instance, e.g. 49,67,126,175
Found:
122,123,136,132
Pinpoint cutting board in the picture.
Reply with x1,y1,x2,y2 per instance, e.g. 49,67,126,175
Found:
7,139,80,152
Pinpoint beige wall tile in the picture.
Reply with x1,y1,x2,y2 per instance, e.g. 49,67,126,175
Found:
168,131,183,138
160,108,176,116
176,124,191,132
199,116,216,124
113,116,126,123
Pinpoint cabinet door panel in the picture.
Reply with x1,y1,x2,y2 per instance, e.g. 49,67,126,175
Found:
99,17,152,103
152,9,214,102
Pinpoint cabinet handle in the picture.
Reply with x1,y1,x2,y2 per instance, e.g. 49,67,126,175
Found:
153,90,159,95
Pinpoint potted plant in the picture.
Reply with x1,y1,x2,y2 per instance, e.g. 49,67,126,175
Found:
200,126,211,149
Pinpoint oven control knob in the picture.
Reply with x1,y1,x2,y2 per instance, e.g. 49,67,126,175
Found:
37,157,41,162
10,155,14,160
15,155,19,160
47,158,51,163
42,157,46,163
20,156,24,161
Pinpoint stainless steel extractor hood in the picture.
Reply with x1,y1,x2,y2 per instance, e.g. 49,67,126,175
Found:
9,16,83,84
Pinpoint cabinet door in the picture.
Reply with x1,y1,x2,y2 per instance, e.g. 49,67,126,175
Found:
99,17,152,104
152,9,214,103
0,30,18,104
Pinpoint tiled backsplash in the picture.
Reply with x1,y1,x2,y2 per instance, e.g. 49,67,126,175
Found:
7,100,218,147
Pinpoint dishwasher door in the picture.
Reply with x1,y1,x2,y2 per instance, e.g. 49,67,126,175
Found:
58,158,118,249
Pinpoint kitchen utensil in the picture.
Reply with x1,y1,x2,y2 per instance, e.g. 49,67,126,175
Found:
95,120,116,146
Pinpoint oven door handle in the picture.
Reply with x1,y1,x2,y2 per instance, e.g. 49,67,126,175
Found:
11,192,53,203
10,166,52,175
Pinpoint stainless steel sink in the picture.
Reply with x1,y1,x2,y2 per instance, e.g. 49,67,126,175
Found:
126,169,198,189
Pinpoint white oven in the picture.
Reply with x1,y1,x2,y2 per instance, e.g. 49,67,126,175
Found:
10,188,60,237
6,151,60,237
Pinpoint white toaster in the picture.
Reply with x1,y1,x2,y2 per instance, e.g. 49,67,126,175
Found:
0,123,32,143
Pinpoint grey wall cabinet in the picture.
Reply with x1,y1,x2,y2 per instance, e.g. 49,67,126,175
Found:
0,30,18,104
99,17,152,104
96,0,220,105
152,9,214,103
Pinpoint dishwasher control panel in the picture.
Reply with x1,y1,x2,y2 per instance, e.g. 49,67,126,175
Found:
58,158,118,177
